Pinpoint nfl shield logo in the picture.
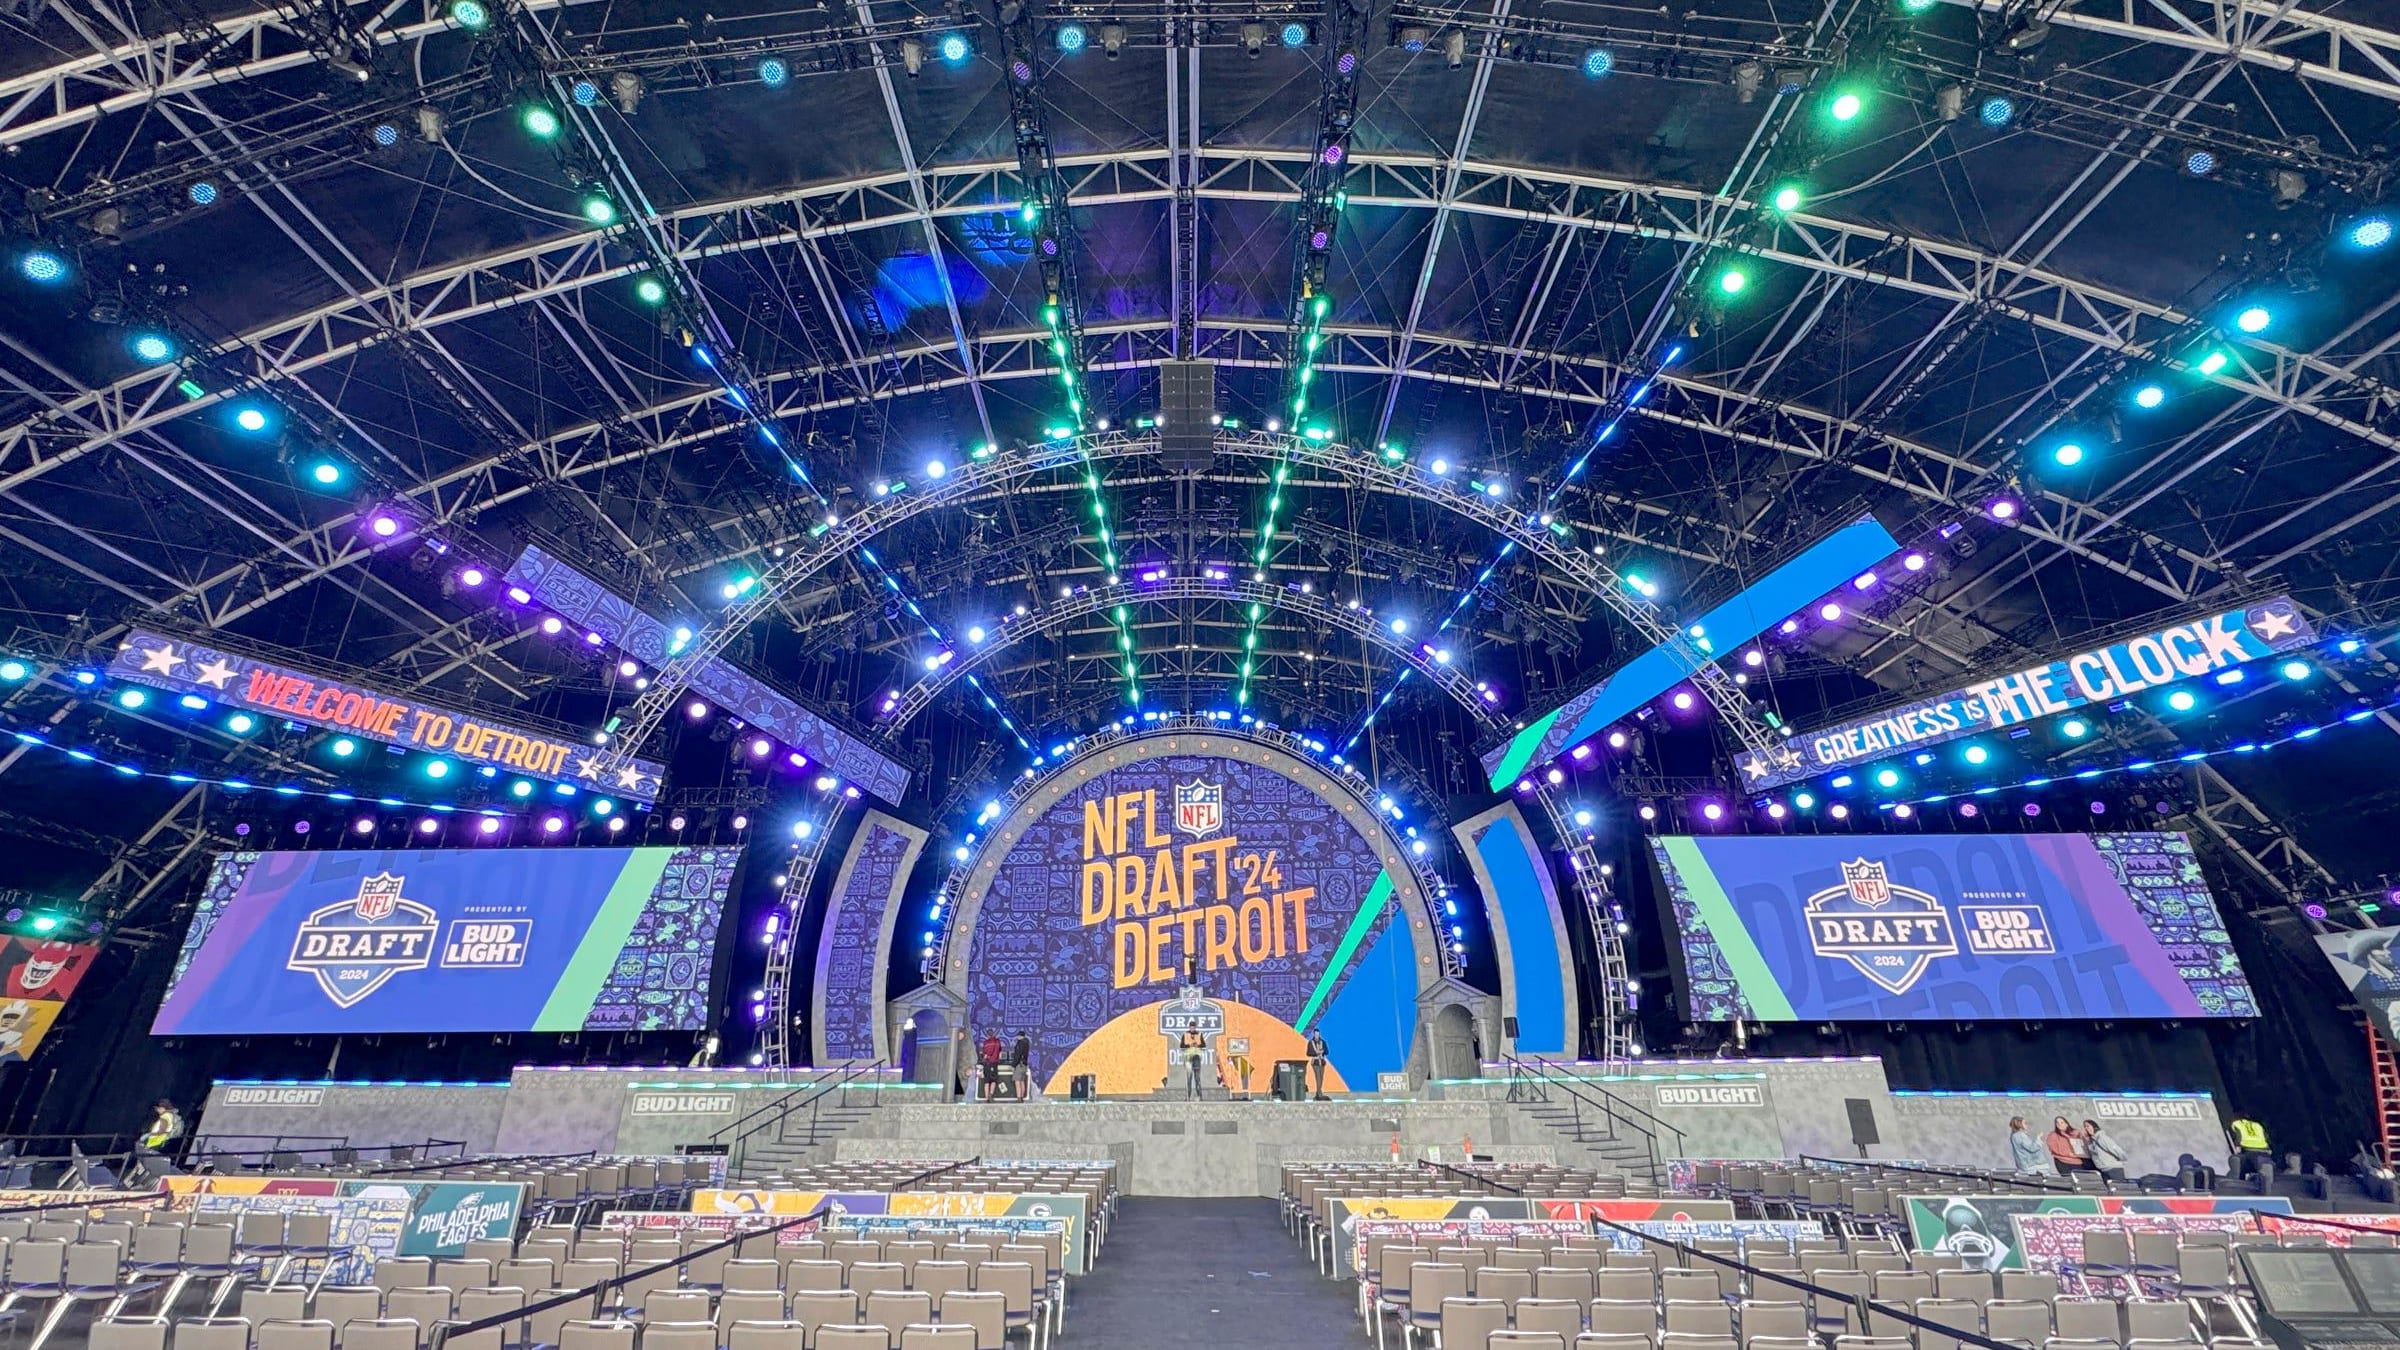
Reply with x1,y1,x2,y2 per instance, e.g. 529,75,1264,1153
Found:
354,873,406,921
1841,859,1893,908
1173,780,1222,838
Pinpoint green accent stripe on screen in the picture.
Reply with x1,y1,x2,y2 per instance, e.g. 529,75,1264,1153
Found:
1295,870,1394,1032
535,849,674,1030
1485,707,1565,791
1658,836,1796,1022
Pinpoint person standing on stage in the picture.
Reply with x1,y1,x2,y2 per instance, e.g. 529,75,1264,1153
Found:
1009,1031,1032,1101
952,1027,970,1101
2047,1115,2090,1174
978,1029,1004,1102
1180,1026,1207,1100
2082,1118,2130,1183
1305,1029,1330,1101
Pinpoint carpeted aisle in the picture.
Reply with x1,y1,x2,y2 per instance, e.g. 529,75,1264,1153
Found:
1068,1197,1365,1348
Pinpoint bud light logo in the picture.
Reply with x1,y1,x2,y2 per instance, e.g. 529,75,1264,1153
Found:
1804,859,1957,995
287,873,437,1008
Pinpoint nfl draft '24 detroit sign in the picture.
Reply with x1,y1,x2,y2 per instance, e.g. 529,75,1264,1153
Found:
1735,597,2315,789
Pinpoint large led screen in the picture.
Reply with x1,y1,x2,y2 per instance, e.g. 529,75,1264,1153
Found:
1650,832,2254,1021
154,847,740,1034
960,750,1396,1089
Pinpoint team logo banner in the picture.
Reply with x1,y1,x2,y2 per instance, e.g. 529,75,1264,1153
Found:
1652,832,2255,1021
153,847,737,1034
110,630,664,802
1905,1194,2290,1271
2315,930,2400,1047
0,937,98,1063
1735,596,2315,789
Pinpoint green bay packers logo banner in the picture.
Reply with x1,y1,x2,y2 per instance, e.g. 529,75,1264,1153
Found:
110,629,664,801
1735,596,2313,789
1649,832,2256,1021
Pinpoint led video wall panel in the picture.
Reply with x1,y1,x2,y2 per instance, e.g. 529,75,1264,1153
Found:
1650,832,2254,1022
153,847,740,1035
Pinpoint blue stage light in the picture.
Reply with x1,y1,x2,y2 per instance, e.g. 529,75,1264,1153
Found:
117,688,147,710
187,180,220,207
2052,441,2084,467
1281,21,1309,46
1979,95,2014,126
371,122,401,148
1963,744,1989,765
130,332,176,364
2061,718,2089,739
2281,659,2312,681
510,780,534,798
309,461,343,486
571,78,601,106
1057,22,1087,52
233,405,270,433
2183,149,2217,177
938,33,972,63
226,713,256,734
1582,48,1613,77
2167,689,2197,711
758,56,788,86
2235,306,2271,333
17,250,68,285
2132,384,2166,409
2350,215,2393,250
1874,768,1900,789
331,737,356,757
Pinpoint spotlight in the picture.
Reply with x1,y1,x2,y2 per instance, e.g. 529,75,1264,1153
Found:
542,816,566,834
1057,22,1086,52
1442,28,1466,68
570,78,601,106
417,817,440,836
1701,802,1725,822
16,250,69,285
902,38,925,75
521,104,562,139
1398,25,1429,50
369,515,400,537
2274,170,2308,203
0,661,23,682
1101,23,1125,57
938,32,972,63
424,759,451,779
186,180,221,207
2235,305,2271,333
1828,89,1864,123
1959,801,1980,818
1581,47,1613,77
1999,18,2050,51
449,0,488,28
1979,95,2014,126
1818,602,1842,621
2348,214,2394,250
2281,659,2312,681
2133,384,2166,409
1715,264,1750,295
610,71,646,114
2061,718,2089,738
414,106,449,143
458,567,485,587
580,192,618,226
2167,689,2197,711
355,817,376,835
480,817,501,835
370,122,401,148
1933,84,1965,122
331,737,357,757
129,332,176,364
1902,552,1926,571
2183,148,2218,177
1770,183,1804,212
1282,21,1310,47
1830,803,1850,819
117,687,148,709
758,55,789,86
308,461,343,486
1893,804,1914,819
1986,497,2019,519
1875,768,1900,789
2196,349,2230,376
1731,60,1763,103
233,406,271,433
1793,792,1815,810
1963,744,1989,765
2052,441,2085,467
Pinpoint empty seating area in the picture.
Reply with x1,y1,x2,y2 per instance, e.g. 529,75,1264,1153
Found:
1283,1162,1644,1272
749,1164,1117,1245
1686,1165,2214,1236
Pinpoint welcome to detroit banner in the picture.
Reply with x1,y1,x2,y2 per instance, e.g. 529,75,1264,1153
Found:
1650,832,2255,1022
153,847,738,1034
1735,596,2314,789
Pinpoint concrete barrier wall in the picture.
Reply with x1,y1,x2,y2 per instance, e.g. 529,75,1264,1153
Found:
197,1081,510,1157
1886,1090,2227,1178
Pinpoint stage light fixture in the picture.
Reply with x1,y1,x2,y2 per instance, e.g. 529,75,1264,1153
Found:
225,713,257,735
580,192,618,226
331,737,357,757
1874,768,1900,788
424,759,451,779
1582,47,1613,77
2281,658,2312,681
521,103,562,139
16,249,68,285
1397,24,1430,50
1818,601,1842,622
570,78,602,107
1903,552,1926,571
2052,441,2084,467
1282,20,1310,47
1979,95,2014,126
1828,89,1864,123
2166,689,2196,711
938,32,972,63
1440,29,1465,67
1932,83,1964,122
1715,264,1750,295
758,55,789,87
1731,60,1764,103
2000,18,2050,51
1899,0,1936,10
1793,792,1816,810
1963,744,1989,764
129,332,176,363
308,461,343,486
1057,22,1086,51
369,122,401,149
449,0,488,28
632,275,669,307
0,661,25,682
2235,305,2271,333
1770,183,1804,212
2183,148,2217,177
2132,383,2166,409
233,405,271,433
187,180,221,207
415,106,449,143
2348,214,2393,250
117,687,147,709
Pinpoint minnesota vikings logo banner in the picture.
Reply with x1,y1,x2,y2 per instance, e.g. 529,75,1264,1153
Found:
1649,833,2255,1022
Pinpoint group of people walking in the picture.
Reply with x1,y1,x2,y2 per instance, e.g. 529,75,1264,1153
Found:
2008,1114,2132,1180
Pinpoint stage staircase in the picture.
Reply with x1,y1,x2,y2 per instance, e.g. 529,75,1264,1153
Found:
717,1064,892,1179
1497,1055,1677,1185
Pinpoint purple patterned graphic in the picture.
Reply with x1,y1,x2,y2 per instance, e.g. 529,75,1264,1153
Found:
505,545,910,801
817,818,921,1062
962,754,1385,1073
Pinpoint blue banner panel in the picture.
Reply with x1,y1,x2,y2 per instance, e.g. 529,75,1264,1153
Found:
1458,806,1570,1055
110,630,664,801
504,546,911,802
1482,518,1901,788
1650,832,2254,1022
1735,596,2315,789
153,846,739,1034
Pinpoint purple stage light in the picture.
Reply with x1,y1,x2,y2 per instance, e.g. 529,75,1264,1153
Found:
788,751,807,768
1818,602,1843,622
618,660,639,677
1670,690,1695,710
749,738,770,757
1545,767,1564,784
2304,902,2329,920
1852,572,1879,590
2022,802,2043,817
1700,802,1725,821
1958,802,1979,818
1637,805,1657,821
2091,800,2108,815
542,816,565,834
1570,745,1592,761
1010,58,1033,81
1515,779,1534,794
1742,649,1765,667
1894,804,1915,819
458,567,486,587
1336,49,1357,74
1607,730,1628,749
505,586,532,604
1902,552,1926,572
369,515,400,537
583,631,603,645
686,700,708,720
480,817,501,835
293,820,311,834
354,817,375,834
1986,497,2020,520
1310,229,1330,250
1779,618,1801,635
539,616,563,635
234,822,251,837
1321,143,1345,165
1040,237,1059,257
418,817,440,835
731,814,750,830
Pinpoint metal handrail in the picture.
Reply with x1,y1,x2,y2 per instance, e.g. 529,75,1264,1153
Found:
1502,1053,1687,1180
711,1062,889,1168
1796,1153,2079,1194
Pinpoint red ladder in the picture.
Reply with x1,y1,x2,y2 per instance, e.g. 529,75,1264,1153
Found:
2372,1023,2400,1164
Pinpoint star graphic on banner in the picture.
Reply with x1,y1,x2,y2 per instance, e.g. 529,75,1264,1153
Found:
1742,757,1770,781
192,657,238,690
1772,746,1805,771
615,765,646,791
137,642,186,676
574,755,605,781
2255,606,2298,640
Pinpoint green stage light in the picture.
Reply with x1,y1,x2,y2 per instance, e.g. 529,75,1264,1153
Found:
521,104,562,139
1829,90,1864,122
449,0,489,29
580,192,617,226
634,276,667,305
1716,265,1750,295
27,914,59,935
1770,183,1804,212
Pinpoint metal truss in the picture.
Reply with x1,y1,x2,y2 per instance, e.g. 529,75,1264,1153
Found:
878,574,1506,734
1934,0,2400,107
757,803,843,1069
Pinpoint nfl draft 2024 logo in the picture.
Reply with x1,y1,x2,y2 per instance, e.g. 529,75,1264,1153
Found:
1172,780,1222,838
287,873,438,1008
1804,859,1958,995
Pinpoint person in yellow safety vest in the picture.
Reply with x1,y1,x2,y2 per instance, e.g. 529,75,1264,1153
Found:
2228,1111,2273,1183
139,1098,183,1152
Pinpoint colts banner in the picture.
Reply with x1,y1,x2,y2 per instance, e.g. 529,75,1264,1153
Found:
1651,832,2256,1021
1482,517,1903,789
1735,596,2314,789
152,847,737,1034
109,630,664,802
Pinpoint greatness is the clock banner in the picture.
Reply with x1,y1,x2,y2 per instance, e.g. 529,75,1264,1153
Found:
111,630,664,802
